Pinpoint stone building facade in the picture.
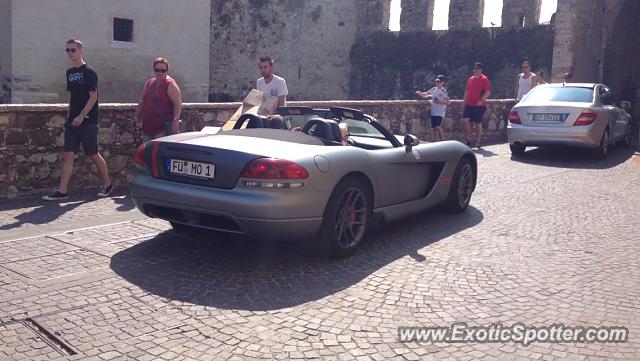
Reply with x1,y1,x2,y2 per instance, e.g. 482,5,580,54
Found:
0,0,211,103
0,0,638,119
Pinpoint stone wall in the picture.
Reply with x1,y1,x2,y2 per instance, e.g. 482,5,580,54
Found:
0,99,513,199
208,0,382,102
349,26,554,100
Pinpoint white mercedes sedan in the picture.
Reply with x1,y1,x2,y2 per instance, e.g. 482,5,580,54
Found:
507,83,633,158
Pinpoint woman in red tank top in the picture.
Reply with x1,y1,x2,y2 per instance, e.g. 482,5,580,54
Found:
135,57,182,141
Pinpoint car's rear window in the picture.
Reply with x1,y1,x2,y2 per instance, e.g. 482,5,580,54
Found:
522,87,594,103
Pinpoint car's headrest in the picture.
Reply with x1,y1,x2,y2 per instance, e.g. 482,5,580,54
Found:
301,118,341,144
234,114,269,129
269,117,286,129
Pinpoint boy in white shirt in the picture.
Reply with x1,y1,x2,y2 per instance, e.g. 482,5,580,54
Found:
416,75,450,141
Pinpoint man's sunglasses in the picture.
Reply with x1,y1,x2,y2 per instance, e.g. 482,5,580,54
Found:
65,48,77,53
435,80,443,83
154,68,168,73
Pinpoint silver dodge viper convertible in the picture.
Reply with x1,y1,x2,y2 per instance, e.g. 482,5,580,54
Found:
130,107,477,257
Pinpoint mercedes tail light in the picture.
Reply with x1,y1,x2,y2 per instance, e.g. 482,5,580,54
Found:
508,111,521,124
574,112,597,126
241,158,309,179
134,143,146,165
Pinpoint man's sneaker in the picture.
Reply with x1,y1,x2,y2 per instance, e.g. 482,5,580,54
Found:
97,184,113,197
43,189,68,201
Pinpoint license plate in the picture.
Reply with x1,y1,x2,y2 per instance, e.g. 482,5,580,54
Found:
533,113,564,121
167,159,215,179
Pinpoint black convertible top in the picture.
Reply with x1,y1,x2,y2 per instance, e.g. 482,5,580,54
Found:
222,128,325,146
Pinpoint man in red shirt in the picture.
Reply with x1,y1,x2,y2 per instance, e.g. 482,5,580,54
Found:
463,62,491,148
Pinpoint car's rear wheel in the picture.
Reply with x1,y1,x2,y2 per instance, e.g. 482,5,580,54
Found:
509,142,526,156
444,157,475,214
595,128,609,158
318,177,372,258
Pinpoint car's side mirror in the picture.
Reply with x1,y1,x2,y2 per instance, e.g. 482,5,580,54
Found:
404,134,420,151
620,101,631,112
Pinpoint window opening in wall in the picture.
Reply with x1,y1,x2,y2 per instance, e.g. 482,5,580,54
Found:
432,0,450,30
482,0,503,27
539,0,558,24
113,18,134,42
389,0,401,31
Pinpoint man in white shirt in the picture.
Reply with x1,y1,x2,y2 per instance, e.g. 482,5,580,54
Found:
257,56,288,115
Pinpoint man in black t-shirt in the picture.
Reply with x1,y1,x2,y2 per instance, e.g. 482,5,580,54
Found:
44,39,112,201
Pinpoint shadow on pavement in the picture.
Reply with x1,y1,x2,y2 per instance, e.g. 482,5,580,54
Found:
473,147,498,158
110,206,483,311
113,194,135,212
510,144,635,169
0,188,134,231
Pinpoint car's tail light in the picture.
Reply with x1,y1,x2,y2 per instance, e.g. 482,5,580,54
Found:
574,112,597,126
134,143,146,165
508,111,521,124
241,158,309,179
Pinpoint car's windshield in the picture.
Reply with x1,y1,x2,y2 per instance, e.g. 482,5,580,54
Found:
341,118,385,138
521,87,594,103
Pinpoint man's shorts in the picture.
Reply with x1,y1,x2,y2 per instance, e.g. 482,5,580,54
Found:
64,122,99,155
430,116,443,128
463,105,487,124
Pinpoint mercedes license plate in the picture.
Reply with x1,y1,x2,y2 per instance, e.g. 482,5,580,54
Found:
533,113,564,122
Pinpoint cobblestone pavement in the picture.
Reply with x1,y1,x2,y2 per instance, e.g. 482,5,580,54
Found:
1,143,639,360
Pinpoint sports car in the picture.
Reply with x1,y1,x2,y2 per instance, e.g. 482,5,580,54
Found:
130,106,477,257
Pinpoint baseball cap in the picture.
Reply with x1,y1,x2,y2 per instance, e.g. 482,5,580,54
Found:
473,62,483,69
435,75,446,82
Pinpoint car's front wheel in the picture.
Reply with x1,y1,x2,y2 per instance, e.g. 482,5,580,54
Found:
318,177,372,258
444,157,475,213
595,128,610,158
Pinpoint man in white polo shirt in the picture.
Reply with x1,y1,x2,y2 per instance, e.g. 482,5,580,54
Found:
257,56,288,115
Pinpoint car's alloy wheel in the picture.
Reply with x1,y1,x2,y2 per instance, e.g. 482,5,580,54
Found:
319,177,372,257
457,163,474,209
333,188,368,249
445,157,475,213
